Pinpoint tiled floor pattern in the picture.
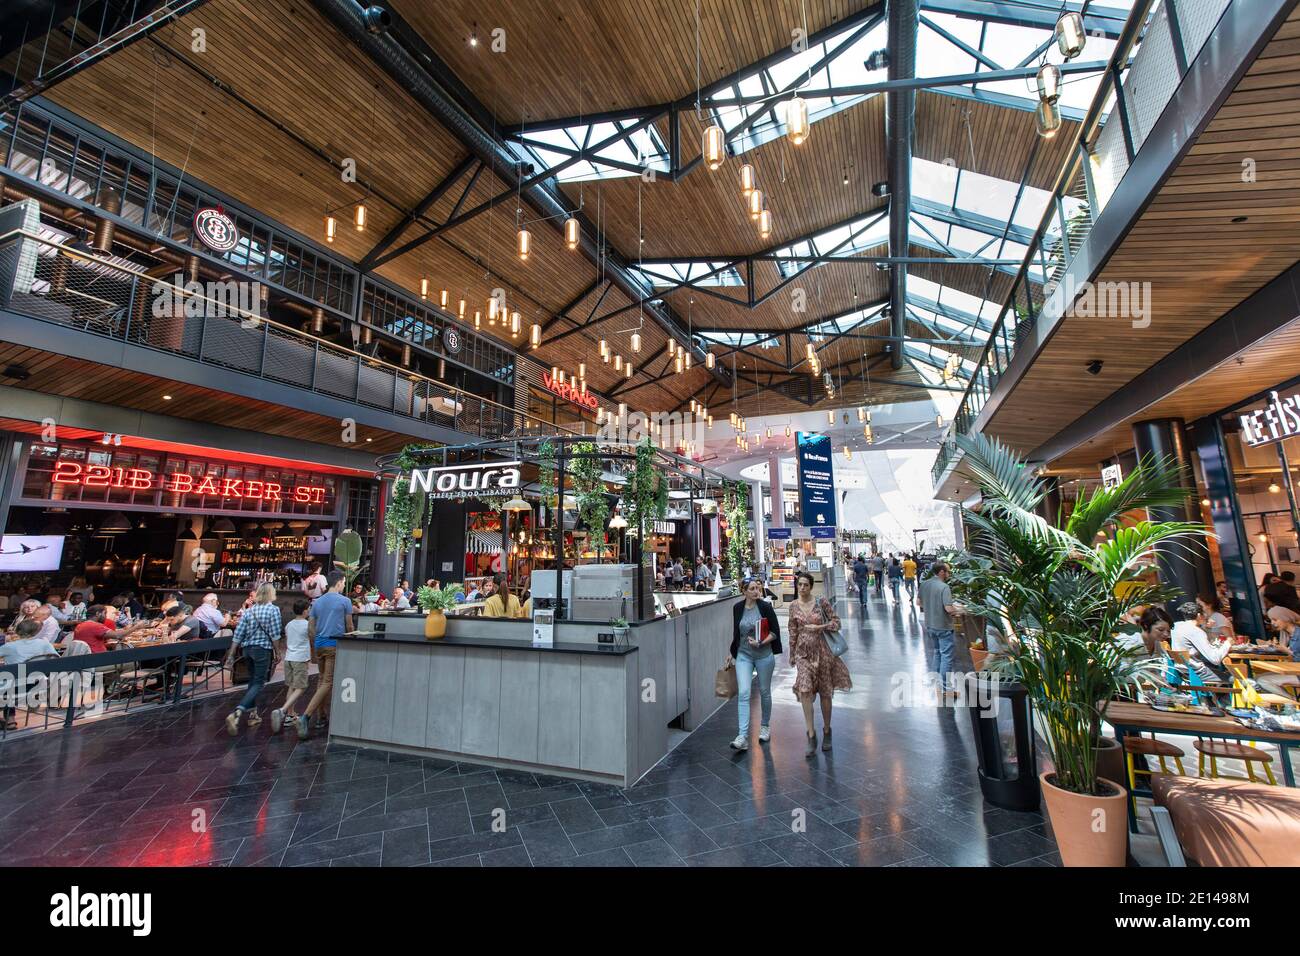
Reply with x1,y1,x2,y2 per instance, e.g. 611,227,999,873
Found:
0,592,1062,866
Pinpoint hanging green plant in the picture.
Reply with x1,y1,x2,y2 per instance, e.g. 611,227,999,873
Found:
722,480,752,574
537,440,557,511
570,441,609,554
384,444,429,555
621,438,667,551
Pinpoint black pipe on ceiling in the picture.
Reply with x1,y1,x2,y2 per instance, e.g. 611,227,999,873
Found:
885,0,917,370
308,0,731,389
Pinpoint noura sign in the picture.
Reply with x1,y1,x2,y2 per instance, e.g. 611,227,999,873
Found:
407,460,522,499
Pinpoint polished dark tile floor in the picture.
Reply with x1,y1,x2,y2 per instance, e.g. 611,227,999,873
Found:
0,591,1060,867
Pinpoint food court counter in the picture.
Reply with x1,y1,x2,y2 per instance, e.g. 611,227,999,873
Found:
330,593,741,787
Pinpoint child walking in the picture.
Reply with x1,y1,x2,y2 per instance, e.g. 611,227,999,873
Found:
270,599,311,734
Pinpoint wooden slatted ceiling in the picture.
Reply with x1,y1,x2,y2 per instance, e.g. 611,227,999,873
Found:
0,344,414,455
1047,318,1300,477
982,10,1300,460
390,0,866,125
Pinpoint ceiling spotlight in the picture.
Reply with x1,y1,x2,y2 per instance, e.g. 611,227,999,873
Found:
871,181,890,198
1085,359,1104,376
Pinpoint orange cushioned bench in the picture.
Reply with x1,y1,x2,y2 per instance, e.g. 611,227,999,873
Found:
1150,774,1300,866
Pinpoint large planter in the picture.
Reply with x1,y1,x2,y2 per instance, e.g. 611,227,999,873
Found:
424,610,447,640
1039,773,1127,867
969,646,989,671
1094,737,1126,793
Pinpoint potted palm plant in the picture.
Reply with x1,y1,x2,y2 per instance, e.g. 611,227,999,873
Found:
416,583,463,640
955,432,1205,866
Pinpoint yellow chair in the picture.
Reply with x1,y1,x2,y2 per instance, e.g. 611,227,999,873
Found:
1193,738,1277,785
1123,734,1186,819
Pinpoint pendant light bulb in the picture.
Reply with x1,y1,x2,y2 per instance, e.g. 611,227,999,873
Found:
440,289,448,308
1035,98,1062,139
511,311,520,335
703,123,725,170
1055,11,1086,60
324,215,338,243
827,410,835,425
354,202,367,230
785,95,810,145
517,227,531,260
564,216,579,250
530,323,541,347
1036,63,1062,103
706,352,715,369
758,208,772,239
420,277,429,300
740,163,755,196
631,331,641,353
748,188,763,221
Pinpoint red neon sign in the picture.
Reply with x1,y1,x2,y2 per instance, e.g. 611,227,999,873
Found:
52,461,326,504
542,372,599,411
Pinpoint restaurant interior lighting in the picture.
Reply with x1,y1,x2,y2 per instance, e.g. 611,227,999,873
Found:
440,289,448,308
530,323,541,347
354,202,366,231
786,424,791,437
503,494,532,512
748,188,763,221
785,95,809,145
579,362,586,378
1055,10,1086,59
324,215,337,243
827,410,835,425
758,208,771,238
1036,63,1062,102
458,299,466,317
402,342,411,365
474,311,481,329
740,163,756,197
1035,98,1062,139
631,331,641,353
1201,498,1211,507
565,216,579,249
1270,482,1282,494
517,227,531,260
599,339,608,358
626,362,633,378
674,355,683,374
608,511,628,530
210,517,237,536
703,123,725,170
706,352,714,369
177,519,198,541
511,311,520,335
614,355,623,371
1259,532,1268,543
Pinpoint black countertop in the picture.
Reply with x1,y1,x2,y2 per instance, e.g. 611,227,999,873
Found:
338,631,638,656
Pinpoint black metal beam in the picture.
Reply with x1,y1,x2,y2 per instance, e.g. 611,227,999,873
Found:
887,0,917,370
358,154,477,270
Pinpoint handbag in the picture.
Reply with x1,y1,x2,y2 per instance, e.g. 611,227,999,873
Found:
714,660,739,698
818,597,848,658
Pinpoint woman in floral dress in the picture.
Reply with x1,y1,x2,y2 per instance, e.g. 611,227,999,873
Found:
787,571,852,756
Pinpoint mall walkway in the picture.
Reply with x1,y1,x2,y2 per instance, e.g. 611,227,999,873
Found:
0,590,1060,867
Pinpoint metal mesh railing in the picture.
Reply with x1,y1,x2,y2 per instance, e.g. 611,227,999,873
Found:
932,0,1223,489
0,230,577,441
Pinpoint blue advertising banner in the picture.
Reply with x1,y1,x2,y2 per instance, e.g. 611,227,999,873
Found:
767,527,792,540
795,431,837,529
810,526,837,540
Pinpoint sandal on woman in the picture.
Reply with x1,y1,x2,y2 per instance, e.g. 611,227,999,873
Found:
804,731,818,757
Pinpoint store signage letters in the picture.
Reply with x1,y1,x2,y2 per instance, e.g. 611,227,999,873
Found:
408,461,522,499
1101,463,1123,489
1239,390,1300,448
541,372,599,411
52,461,326,503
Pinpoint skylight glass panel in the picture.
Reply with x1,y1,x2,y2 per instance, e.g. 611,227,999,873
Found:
515,119,670,183
635,261,744,287
913,157,959,207
773,212,888,278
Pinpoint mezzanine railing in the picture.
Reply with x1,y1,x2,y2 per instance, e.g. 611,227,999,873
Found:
0,229,578,441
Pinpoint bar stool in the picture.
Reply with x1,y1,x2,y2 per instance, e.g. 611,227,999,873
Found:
1124,734,1186,818
1193,738,1277,785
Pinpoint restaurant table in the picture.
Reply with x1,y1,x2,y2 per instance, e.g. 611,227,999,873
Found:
1226,648,1290,678
1108,699,1300,830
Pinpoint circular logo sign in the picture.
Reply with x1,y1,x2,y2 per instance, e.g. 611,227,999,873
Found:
442,325,462,355
193,207,239,253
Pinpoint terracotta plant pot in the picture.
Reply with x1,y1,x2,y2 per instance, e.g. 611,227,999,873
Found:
1039,772,1127,867
424,609,446,640
969,646,989,671
1093,737,1127,794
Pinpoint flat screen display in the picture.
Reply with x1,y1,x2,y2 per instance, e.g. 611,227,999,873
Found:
0,534,65,572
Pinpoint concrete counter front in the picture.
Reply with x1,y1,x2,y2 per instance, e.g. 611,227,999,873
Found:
330,595,740,787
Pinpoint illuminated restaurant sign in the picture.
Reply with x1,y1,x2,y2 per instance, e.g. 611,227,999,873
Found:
541,372,599,410
1239,390,1300,448
408,461,521,499
52,461,326,503
193,207,240,253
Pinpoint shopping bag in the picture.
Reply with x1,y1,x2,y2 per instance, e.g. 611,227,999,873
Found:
714,660,738,698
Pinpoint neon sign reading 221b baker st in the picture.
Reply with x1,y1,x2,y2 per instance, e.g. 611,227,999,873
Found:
52,461,326,503
1239,389,1300,448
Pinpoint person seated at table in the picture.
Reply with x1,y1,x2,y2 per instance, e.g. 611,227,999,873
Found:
42,594,68,623
463,580,484,602
68,605,145,654
1171,600,1231,683
482,575,522,618
7,599,40,635
1,618,60,664
162,604,208,641
1264,572,1300,615
27,603,62,646
159,590,185,614
117,591,145,620
1197,593,1235,642
390,588,410,610
194,593,230,636
1131,605,1172,656
62,591,87,621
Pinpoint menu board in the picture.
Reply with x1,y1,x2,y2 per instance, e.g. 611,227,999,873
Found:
795,431,837,529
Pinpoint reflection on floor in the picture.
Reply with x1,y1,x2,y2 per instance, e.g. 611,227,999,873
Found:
0,592,1066,866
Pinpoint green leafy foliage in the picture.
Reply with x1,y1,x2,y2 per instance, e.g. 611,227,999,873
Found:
416,582,463,613
954,432,1210,795
722,481,752,575
621,438,668,552
570,441,609,556
384,444,428,555
333,528,367,590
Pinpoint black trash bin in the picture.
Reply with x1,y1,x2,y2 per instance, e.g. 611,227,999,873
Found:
965,672,1039,811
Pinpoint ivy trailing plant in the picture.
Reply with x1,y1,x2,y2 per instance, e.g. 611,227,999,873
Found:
384,444,428,555
537,439,557,512
722,480,752,575
621,438,668,552
569,441,609,559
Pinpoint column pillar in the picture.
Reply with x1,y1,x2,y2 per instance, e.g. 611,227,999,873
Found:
768,453,785,528
372,478,400,593
752,479,766,569
1035,475,1062,526
1132,418,1214,607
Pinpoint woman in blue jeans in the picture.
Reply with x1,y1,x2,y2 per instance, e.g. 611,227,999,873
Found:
223,582,282,735
725,578,783,752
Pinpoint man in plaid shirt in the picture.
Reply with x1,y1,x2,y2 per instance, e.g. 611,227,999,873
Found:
223,582,282,734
